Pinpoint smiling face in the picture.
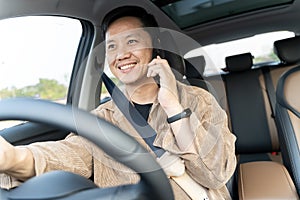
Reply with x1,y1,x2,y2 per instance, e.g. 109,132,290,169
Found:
105,16,154,85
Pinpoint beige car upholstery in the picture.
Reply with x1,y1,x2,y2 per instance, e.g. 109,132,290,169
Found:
276,65,300,197
238,161,298,200
181,36,300,199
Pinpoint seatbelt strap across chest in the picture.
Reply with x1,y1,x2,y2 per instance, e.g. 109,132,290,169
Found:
102,73,165,157
102,73,209,200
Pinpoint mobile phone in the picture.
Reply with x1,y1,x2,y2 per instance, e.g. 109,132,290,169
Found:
153,75,160,87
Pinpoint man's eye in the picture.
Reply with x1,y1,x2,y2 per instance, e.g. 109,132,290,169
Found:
128,39,138,45
107,44,116,50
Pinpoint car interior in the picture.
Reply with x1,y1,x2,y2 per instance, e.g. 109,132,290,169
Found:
0,0,300,199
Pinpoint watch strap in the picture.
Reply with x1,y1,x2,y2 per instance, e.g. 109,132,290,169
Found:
167,108,192,124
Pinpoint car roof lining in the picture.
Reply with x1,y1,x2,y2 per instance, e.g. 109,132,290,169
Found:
151,0,294,29
1,0,300,54
0,0,179,29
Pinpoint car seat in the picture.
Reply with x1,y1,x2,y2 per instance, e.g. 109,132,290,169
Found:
276,65,300,196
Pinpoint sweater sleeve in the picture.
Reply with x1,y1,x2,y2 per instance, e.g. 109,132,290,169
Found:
164,87,237,190
27,133,94,178
0,134,94,190
184,91,236,189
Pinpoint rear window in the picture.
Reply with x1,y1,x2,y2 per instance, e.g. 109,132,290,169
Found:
185,31,295,76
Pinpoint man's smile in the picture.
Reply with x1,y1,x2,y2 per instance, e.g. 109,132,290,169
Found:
117,62,137,72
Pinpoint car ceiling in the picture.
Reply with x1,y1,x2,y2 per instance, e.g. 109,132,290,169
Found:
0,0,300,53
0,0,179,30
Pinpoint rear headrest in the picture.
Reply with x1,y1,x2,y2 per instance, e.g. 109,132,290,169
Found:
225,53,253,72
274,36,300,64
185,55,206,79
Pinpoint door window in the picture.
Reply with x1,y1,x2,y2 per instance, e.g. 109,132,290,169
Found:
0,16,82,130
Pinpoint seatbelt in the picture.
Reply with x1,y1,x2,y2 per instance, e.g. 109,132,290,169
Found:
101,73,209,200
262,67,276,118
101,72,165,157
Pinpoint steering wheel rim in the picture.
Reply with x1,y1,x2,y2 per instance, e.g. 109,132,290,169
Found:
0,98,173,200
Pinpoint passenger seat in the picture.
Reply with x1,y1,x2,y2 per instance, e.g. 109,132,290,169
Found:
276,65,300,196
274,36,300,197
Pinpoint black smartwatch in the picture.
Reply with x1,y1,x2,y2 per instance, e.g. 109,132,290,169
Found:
167,108,192,124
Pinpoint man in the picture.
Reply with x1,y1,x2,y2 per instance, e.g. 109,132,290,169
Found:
0,6,236,199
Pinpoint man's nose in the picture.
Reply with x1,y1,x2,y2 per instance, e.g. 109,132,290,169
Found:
116,45,131,60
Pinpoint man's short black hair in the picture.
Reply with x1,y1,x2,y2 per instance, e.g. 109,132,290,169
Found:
101,6,159,40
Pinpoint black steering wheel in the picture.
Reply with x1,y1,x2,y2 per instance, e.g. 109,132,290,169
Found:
0,98,173,200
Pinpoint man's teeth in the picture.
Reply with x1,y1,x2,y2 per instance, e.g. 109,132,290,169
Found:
119,64,135,70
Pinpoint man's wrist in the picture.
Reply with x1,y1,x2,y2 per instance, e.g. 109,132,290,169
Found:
8,147,35,180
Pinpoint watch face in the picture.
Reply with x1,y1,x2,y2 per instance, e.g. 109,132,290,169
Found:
183,108,192,118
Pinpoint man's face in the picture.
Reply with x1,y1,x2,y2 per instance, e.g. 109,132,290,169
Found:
105,16,153,85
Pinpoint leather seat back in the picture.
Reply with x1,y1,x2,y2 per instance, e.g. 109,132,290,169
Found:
276,65,300,196
222,53,279,158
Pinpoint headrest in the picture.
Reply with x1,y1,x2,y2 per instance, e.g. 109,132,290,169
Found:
276,66,300,118
274,36,300,64
159,31,184,81
185,56,206,79
225,53,253,72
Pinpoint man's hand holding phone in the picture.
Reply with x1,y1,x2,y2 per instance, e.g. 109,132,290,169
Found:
147,56,183,117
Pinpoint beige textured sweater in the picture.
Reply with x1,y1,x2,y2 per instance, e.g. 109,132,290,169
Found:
1,81,236,199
